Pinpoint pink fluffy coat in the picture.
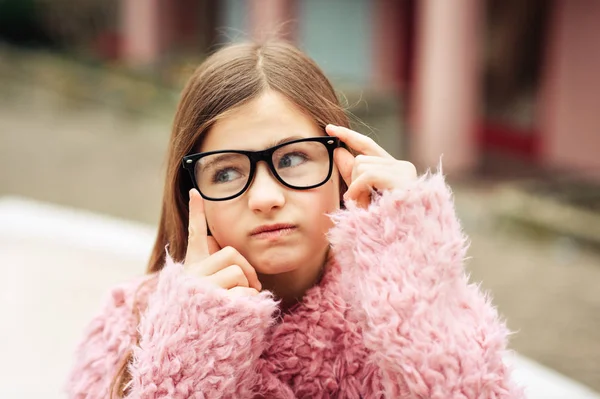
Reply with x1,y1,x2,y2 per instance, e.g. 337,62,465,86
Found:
66,173,524,398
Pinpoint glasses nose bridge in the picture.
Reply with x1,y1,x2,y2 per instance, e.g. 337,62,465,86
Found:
253,148,274,163
248,148,279,185
250,148,277,174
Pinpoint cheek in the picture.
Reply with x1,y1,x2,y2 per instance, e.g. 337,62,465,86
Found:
301,179,340,228
204,204,233,241
325,174,342,211
327,176,342,211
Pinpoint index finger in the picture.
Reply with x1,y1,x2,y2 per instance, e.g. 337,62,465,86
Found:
185,188,209,266
326,124,392,158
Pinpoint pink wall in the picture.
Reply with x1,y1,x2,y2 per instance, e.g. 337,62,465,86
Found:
410,0,482,174
371,0,405,93
539,0,600,174
121,0,162,66
249,0,297,43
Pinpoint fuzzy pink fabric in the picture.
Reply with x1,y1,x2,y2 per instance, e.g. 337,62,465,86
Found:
66,173,524,398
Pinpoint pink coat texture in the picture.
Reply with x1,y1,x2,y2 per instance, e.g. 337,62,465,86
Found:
66,173,524,398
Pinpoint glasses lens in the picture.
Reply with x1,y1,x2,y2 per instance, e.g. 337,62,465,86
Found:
195,152,250,199
272,140,330,188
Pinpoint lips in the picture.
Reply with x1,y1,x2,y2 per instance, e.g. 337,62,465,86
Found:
250,223,297,236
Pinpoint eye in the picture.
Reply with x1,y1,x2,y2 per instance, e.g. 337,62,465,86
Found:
212,168,243,183
278,152,308,169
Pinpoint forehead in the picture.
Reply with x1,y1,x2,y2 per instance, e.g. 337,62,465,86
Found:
200,91,323,152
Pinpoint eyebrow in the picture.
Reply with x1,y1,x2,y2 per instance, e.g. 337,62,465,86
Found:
200,153,244,170
266,135,305,149
204,135,309,156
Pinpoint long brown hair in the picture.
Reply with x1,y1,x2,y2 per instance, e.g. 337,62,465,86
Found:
111,40,350,397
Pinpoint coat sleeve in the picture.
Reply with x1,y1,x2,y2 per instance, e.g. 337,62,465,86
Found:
66,256,279,399
328,172,524,399
65,278,142,399
126,255,279,398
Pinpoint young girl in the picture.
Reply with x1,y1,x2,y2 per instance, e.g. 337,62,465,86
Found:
66,41,523,398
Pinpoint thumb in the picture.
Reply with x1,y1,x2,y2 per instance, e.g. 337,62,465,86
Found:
185,189,210,266
334,147,354,187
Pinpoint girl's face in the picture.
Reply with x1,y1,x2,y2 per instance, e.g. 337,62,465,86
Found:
199,91,341,276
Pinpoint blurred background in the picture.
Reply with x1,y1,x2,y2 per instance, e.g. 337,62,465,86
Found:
1,0,599,397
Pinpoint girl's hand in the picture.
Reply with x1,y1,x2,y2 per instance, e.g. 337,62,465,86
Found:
326,125,418,208
184,189,262,297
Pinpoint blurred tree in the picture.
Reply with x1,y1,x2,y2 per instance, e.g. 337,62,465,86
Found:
0,0,55,46
38,0,119,58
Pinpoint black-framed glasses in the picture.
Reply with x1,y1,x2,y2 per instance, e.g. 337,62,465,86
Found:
182,136,340,201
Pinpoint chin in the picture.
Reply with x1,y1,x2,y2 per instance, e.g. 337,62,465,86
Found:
252,249,303,275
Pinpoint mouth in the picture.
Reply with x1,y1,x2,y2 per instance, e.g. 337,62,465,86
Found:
250,223,298,240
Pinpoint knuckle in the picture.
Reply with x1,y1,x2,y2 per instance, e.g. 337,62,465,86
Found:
404,161,417,176
191,258,207,273
231,264,244,277
356,163,369,175
363,170,377,180
354,172,368,184
394,160,417,178
230,265,247,282
222,246,238,257
234,252,251,270
185,262,206,278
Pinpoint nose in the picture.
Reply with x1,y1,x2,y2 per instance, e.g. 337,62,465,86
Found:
246,163,286,213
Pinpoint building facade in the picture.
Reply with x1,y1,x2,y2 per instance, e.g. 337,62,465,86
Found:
119,0,600,177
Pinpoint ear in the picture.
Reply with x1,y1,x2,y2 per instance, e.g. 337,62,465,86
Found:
338,172,347,209
335,142,353,210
